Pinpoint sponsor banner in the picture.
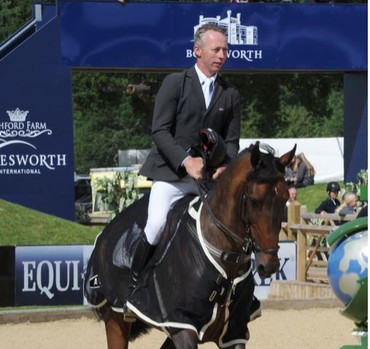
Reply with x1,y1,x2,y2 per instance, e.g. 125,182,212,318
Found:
15,245,92,306
60,2,366,71
0,16,75,220
0,108,66,176
14,242,295,305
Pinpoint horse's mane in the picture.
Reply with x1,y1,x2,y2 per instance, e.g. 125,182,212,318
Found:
239,143,284,184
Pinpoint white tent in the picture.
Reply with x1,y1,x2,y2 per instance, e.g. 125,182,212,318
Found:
240,137,344,183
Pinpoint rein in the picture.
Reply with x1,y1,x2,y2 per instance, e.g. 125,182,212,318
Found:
196,180,252,254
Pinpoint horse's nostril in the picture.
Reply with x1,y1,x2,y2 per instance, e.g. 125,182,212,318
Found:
257,264,265,276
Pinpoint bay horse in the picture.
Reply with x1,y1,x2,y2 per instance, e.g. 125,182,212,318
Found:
84,141,296,349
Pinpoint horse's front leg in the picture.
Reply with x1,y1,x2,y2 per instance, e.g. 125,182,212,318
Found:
103,306,131,349
170,329,199,349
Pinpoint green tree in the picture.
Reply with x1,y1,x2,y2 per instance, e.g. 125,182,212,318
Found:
231,73,343,138
320,89,344,136
72,71,154,173
0,0,34,42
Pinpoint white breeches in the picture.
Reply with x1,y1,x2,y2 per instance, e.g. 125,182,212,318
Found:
144,176,199,245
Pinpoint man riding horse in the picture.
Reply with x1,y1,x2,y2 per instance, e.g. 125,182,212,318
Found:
123,23,261,321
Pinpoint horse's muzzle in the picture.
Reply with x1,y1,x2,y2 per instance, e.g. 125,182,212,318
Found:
255,253,280,279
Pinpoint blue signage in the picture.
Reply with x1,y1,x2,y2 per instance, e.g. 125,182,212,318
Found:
13,243,295,305
15,245,93,306
0,16,75,220
60,2,367,71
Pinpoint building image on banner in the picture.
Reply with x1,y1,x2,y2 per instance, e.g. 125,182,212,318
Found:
194,11,258,45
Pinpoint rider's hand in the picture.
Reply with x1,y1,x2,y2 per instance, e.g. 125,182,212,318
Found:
183,156,204,181
212,166,226,180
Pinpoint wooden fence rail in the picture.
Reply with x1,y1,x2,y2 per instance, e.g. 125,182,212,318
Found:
281,203,357,282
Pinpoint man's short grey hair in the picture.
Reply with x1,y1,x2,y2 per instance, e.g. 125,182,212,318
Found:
194,24,226,46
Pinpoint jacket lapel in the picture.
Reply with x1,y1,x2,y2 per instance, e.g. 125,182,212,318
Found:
187,67,206,109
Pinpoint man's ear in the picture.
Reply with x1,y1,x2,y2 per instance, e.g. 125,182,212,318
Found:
194,45,201,58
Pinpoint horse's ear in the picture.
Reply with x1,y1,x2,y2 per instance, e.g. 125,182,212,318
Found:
250,141,261,169
277,144,297,171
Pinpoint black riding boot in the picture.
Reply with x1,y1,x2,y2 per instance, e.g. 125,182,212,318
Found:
123,235,155,322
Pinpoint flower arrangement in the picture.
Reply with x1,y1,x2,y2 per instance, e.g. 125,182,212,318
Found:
344,169,368,202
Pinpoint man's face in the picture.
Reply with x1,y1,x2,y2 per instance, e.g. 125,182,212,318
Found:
329,191,339,199
289,188,297,201
194,30,228,77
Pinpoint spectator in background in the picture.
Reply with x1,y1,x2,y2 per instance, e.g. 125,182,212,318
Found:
281,185,298,222
315,181,341,214
285,152,315,188
336,191,359,216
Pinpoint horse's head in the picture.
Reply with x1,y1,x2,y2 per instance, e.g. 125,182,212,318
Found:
245,142,296,279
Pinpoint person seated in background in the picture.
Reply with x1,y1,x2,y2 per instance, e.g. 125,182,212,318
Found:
284,152,315,188
336,191,359,216
281,185,298,222
314,181,341,214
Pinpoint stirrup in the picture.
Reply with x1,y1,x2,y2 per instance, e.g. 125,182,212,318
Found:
123,307,137,323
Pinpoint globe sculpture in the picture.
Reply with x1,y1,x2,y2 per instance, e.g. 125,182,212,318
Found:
327,217,368,348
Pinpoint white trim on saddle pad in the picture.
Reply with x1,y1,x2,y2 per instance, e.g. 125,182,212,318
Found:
190,196,252,284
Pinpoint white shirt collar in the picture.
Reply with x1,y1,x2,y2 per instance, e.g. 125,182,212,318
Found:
195,64,217,85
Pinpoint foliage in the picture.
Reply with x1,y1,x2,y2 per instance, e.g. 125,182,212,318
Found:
356,169,368,186
94,170,143,220
0,199,101,246
72,72,154,173
0,0,34,42
231,73,343,138
344,169,368,201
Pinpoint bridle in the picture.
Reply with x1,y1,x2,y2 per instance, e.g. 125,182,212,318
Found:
197,177,280,258
240,179,281,255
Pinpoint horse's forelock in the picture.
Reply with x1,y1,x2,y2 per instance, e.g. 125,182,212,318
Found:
246,151,283,184
234,143,283,184
239,142,276,157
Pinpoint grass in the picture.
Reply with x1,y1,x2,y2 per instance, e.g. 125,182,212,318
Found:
296,181,345,211
0,182,342,246
0,200,102,246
